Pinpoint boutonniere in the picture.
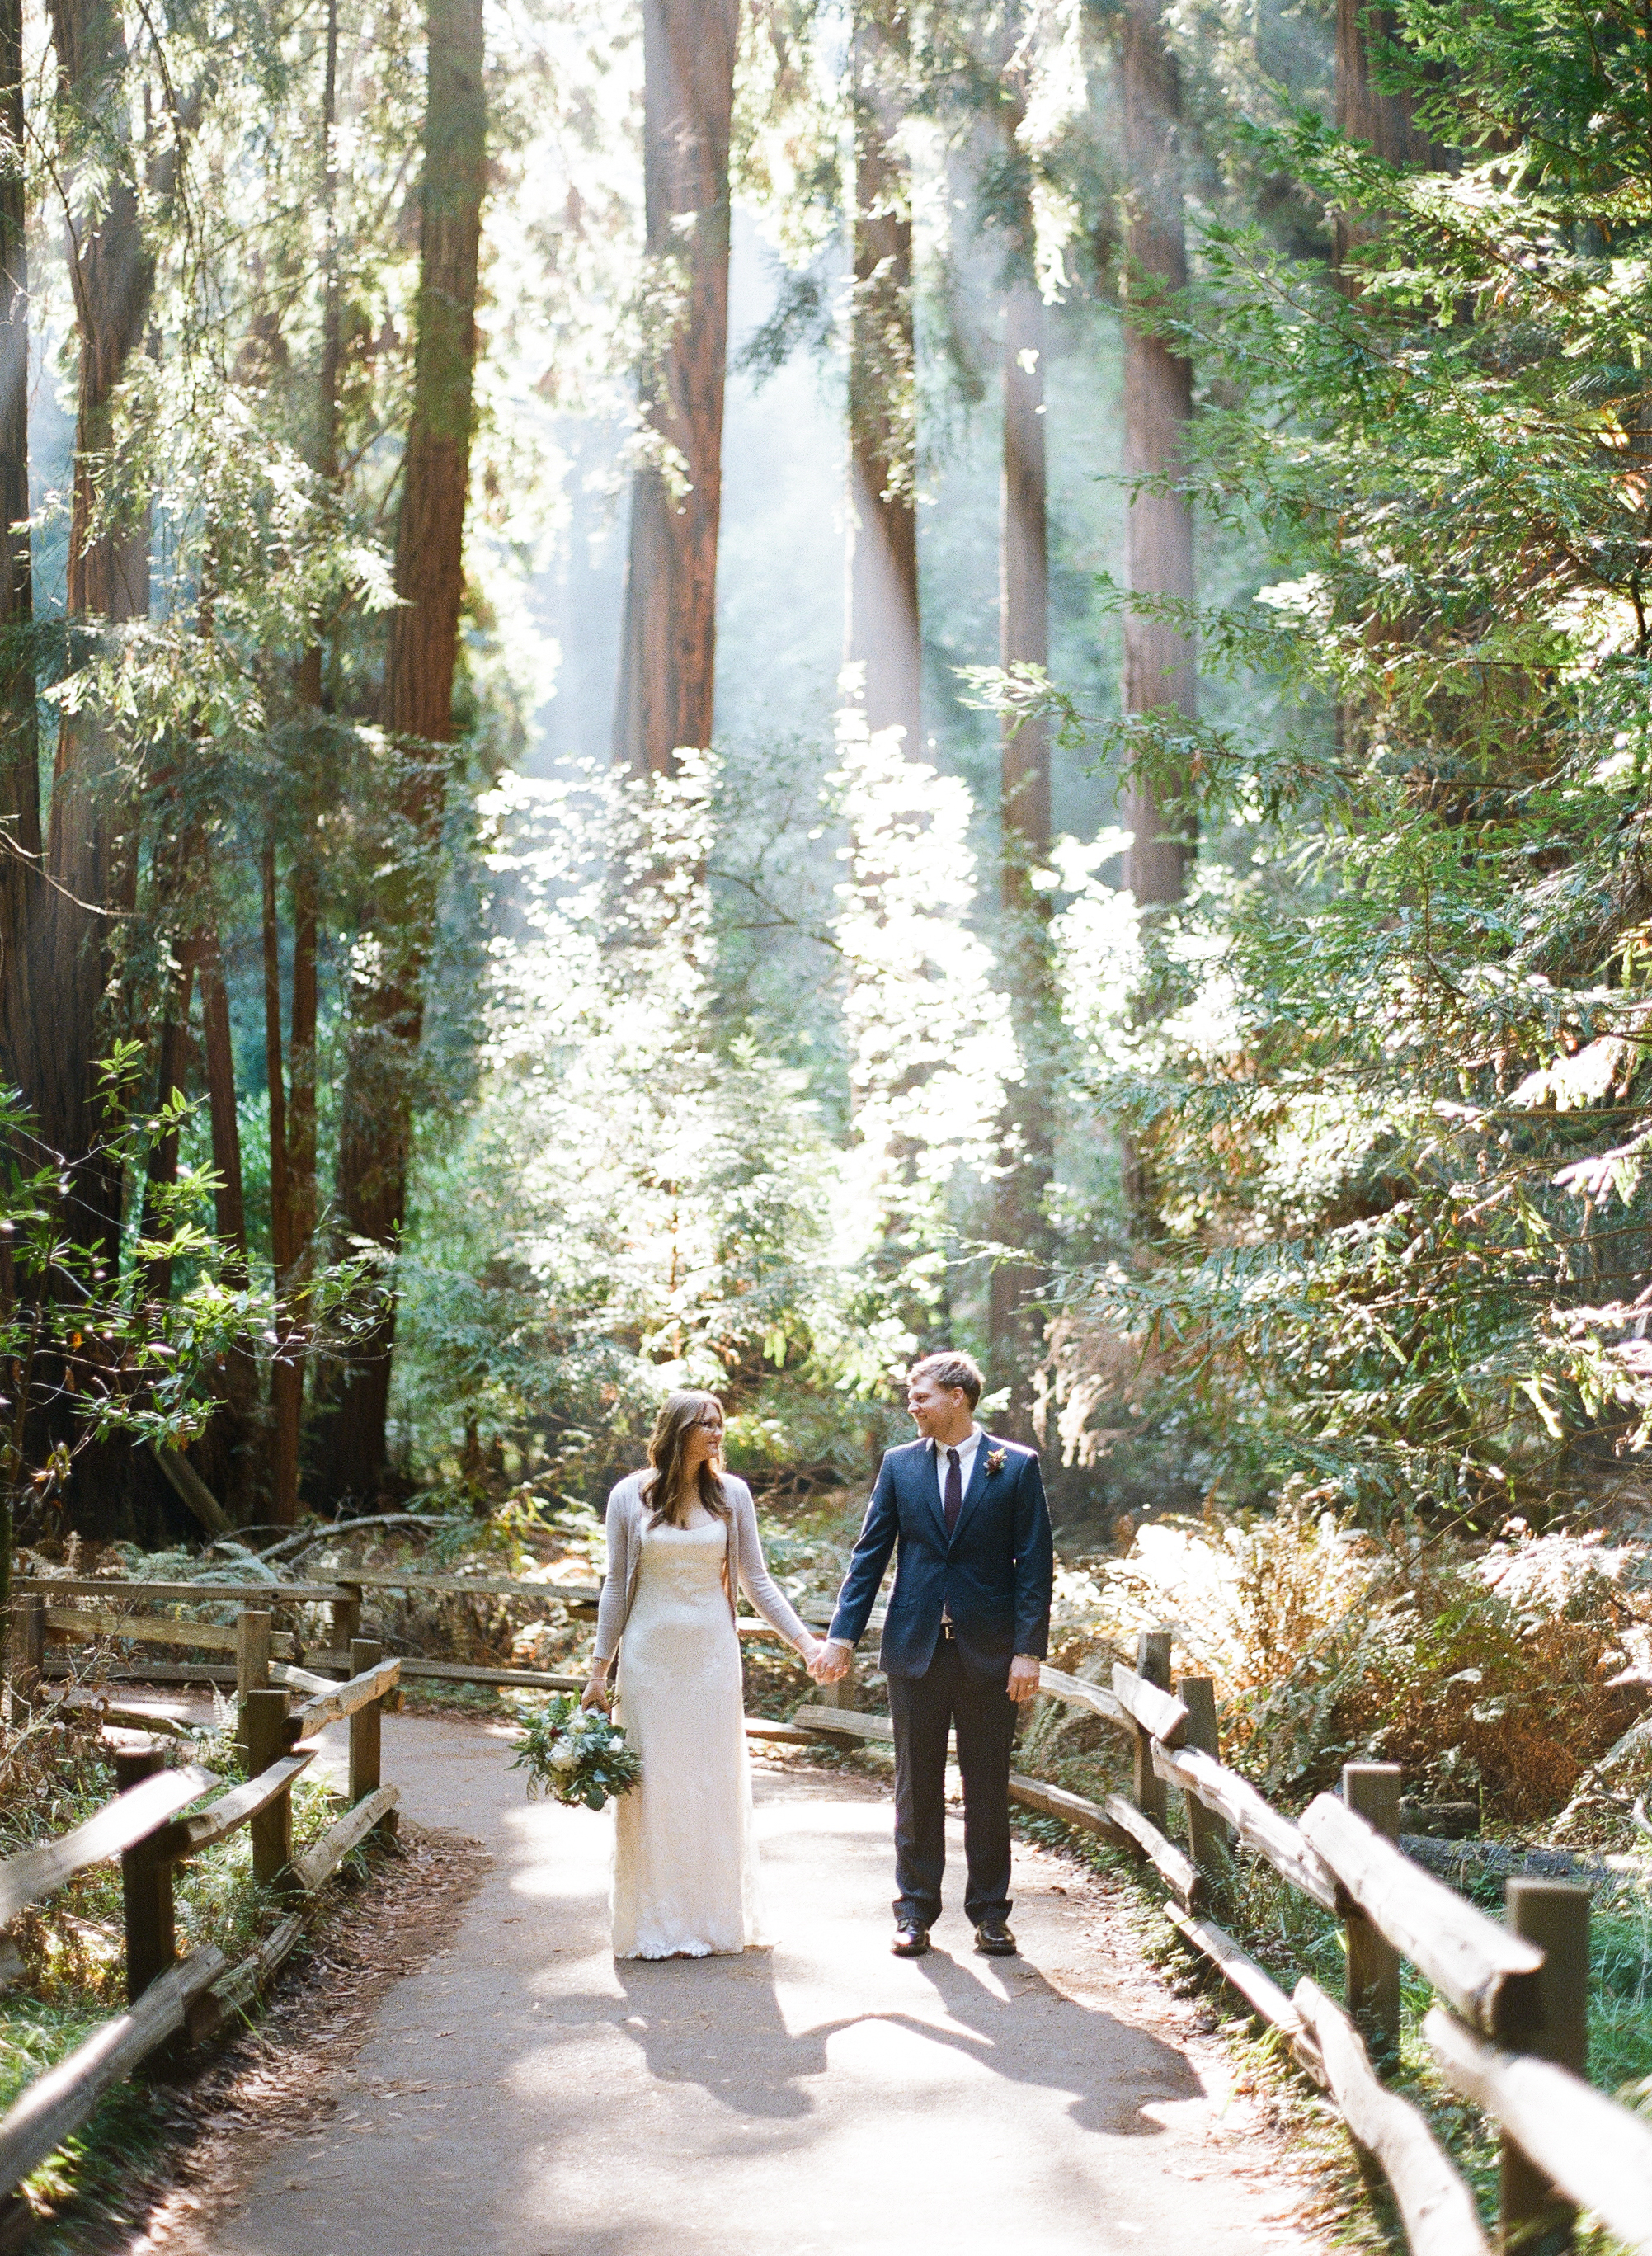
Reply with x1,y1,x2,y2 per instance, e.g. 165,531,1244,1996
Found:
985,1448,1007,1476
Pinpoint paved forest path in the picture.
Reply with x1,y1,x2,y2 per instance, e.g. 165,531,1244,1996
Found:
197,1715,1325,2256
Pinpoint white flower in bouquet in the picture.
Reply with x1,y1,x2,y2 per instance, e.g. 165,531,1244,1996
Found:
548,1738,581,1773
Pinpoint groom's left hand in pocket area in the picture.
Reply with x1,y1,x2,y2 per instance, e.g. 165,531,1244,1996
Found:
1006,1655,1042,1703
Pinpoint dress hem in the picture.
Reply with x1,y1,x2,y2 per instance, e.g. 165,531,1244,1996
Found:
614,1938,773,1961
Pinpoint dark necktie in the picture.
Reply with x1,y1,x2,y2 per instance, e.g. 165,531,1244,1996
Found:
944,1447,962,1536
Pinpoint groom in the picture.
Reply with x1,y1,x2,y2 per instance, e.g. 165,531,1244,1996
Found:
812,1352,1053,1959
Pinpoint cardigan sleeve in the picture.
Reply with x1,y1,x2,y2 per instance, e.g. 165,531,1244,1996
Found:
592,1478,638,1664
729,1482,812,1651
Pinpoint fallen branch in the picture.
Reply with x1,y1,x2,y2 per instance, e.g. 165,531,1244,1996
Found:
252,1513,469,1565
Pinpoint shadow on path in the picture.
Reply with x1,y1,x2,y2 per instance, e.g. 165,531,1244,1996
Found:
567,1943,1201,2139
199,1717,1320,2256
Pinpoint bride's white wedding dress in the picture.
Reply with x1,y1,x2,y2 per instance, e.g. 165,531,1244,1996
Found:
611,1513,764,1958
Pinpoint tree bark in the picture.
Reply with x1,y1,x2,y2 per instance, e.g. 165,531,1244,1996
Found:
1335,0,1450,271
1120,0,1195,911
35,0,156,1260
1000,285,1050,877
612,0,737,775
196,929,247,1287
846,0,920,747
991,247,1055,1437
265,0,341,1528
328,0,484,1502
139,953,192,1305
0,0,35,1110
263,840,318,1527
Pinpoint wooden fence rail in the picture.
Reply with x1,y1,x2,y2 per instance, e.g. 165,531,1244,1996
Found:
12,1577,1648,2254
16,1572,600,1696
0,1615,402,2244
786,1629,1640,2256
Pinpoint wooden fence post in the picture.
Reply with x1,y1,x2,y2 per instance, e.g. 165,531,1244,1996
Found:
1344,1761,1403,2057
246,1688,297,1895
15,1592,44,1681
1178,1674,1229,1882
348,1639,381,1804
1133,1629,1173,1829
236,1609,271,1768
332,1582,362,1673
1500,1877,1589,2255
348,1637,397,1837
115,1744,176,2003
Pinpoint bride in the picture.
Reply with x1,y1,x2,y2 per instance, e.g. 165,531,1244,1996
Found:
582,1390,824,1957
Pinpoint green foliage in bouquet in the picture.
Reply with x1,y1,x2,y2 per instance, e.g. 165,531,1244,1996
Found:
511,1694,642,1811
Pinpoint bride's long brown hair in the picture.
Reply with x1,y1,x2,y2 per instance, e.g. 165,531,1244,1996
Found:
642,1391,732,1530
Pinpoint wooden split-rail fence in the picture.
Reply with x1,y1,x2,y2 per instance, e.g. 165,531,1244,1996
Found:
779,1628,1652,2256
11,1585,1652,2254
0,1634,402,2253
10,1571,604,1698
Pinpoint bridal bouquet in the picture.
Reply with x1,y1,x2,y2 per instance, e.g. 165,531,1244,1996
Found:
511,1694,642,1811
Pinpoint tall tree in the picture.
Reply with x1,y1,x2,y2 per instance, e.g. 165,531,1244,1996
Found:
612,0,739,775
266,0,342,1525
847,0,920,747
32,0,158,1259
989,53,1053,1437
1118,0,1194,912
1335,0,1449,271
329,0,485,1500
0,0,35,1109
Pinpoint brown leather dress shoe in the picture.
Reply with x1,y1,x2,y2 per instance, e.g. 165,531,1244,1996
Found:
974,1919,1017,1957
892,1919,930,1957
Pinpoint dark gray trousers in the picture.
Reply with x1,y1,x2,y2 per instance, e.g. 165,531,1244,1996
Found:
887,1635,1016,1929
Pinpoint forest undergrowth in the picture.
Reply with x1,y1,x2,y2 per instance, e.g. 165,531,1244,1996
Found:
0,1679,398,2247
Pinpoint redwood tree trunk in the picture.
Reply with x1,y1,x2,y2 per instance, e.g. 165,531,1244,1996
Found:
196,929,247,1286
0,0,35,1109
329,0,484,1501
266,1,341,1527
1335,0,1449,270
35,0,155,1257
846,0,920,747
139,954,192,1304
1119,0,1195,911
612,0,737,775
990,256,1055,1439
1000,285,1050,873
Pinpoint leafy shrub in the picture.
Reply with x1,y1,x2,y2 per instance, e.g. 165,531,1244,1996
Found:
1029,1494,1652,1825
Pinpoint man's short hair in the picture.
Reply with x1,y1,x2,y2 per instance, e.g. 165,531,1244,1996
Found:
908,1350,983,1408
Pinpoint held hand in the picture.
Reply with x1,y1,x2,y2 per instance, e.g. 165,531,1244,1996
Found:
797,1635,825,1674
813,1640,852,1685
581,1670,611,1714
1006,1655,1042,1704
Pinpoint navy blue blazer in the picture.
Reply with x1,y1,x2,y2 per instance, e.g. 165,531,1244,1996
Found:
827,1434,1054,1683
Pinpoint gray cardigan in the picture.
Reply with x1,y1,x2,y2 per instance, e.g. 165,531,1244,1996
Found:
592,1470,812,1665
